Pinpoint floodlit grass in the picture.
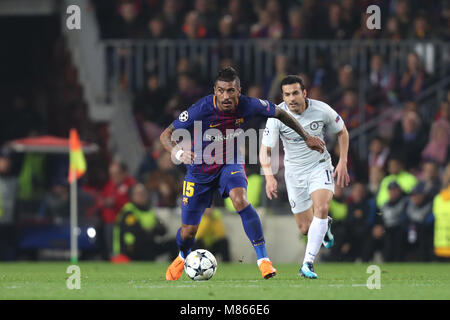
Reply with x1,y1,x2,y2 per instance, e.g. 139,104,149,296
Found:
1,262,449,299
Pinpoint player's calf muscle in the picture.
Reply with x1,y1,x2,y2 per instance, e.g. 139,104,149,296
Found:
295,210,313,234
297,224,309,235
297,221,311,235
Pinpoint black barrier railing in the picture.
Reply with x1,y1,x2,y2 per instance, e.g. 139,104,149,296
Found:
102,39,448,91
102,39,450,159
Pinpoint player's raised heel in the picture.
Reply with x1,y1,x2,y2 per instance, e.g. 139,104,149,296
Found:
165,255,185,281
299,262,318,279
259,260,277,279
322,216,334,249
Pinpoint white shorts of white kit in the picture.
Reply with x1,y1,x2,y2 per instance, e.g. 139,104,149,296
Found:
284,159,335,214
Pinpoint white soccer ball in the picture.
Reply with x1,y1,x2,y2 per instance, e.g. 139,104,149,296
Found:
184,249,217,281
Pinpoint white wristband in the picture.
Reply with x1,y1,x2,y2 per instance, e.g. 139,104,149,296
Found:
175,149,184,161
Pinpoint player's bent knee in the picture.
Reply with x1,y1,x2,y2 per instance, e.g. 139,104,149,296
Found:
230,196,249,212
233,199,250,212
314,204,330,218
229,188,250,212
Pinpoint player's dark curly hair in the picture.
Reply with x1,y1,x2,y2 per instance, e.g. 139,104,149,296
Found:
215,66,241,87
280,75,306,91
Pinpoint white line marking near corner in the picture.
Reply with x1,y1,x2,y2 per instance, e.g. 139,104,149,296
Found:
351,284,368,287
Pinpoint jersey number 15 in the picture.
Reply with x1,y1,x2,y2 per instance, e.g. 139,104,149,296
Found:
183,181,195,197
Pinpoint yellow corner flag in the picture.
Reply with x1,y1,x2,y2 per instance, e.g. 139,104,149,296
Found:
68,128,86,183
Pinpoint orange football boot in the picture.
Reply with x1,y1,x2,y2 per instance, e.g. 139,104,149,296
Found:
259,260,277,279
165,255,185,281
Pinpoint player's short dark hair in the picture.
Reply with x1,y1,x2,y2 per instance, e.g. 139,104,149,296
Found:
215,66,240,87
280,75,306,91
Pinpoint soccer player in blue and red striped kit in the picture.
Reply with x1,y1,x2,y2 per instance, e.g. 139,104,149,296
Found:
160,67,324,280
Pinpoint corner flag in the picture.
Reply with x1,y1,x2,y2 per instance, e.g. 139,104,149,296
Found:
68,128,86,264
68,128,86,183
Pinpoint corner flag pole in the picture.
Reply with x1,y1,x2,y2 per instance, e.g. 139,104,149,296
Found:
70,169,78,265
68,128,86,265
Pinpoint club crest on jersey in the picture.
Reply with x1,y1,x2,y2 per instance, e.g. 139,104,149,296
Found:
183,197,189,205
235,118,244,126
179,111,189,122
289,199,296,208
310,121,319,130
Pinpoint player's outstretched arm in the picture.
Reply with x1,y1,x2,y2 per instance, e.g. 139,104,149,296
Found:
333,125,350,187
160,124,195,165
259,144,278,200
273,107,325,153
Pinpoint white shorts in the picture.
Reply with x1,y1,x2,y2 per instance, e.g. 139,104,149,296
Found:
285,159,335,214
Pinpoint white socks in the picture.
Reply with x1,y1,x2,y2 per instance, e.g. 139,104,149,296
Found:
303,216,328,264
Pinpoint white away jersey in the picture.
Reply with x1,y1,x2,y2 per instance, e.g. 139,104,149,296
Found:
261,98,344,174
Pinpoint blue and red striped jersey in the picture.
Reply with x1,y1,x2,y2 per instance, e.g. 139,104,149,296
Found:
172,94,276,183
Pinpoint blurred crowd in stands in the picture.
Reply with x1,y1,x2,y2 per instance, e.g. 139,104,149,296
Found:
0,0,449,263
93,0,450,41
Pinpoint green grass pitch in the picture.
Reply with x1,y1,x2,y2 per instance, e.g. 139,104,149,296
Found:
0,262,449,300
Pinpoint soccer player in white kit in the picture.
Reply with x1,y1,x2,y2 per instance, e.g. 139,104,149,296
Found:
260,75,350,278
